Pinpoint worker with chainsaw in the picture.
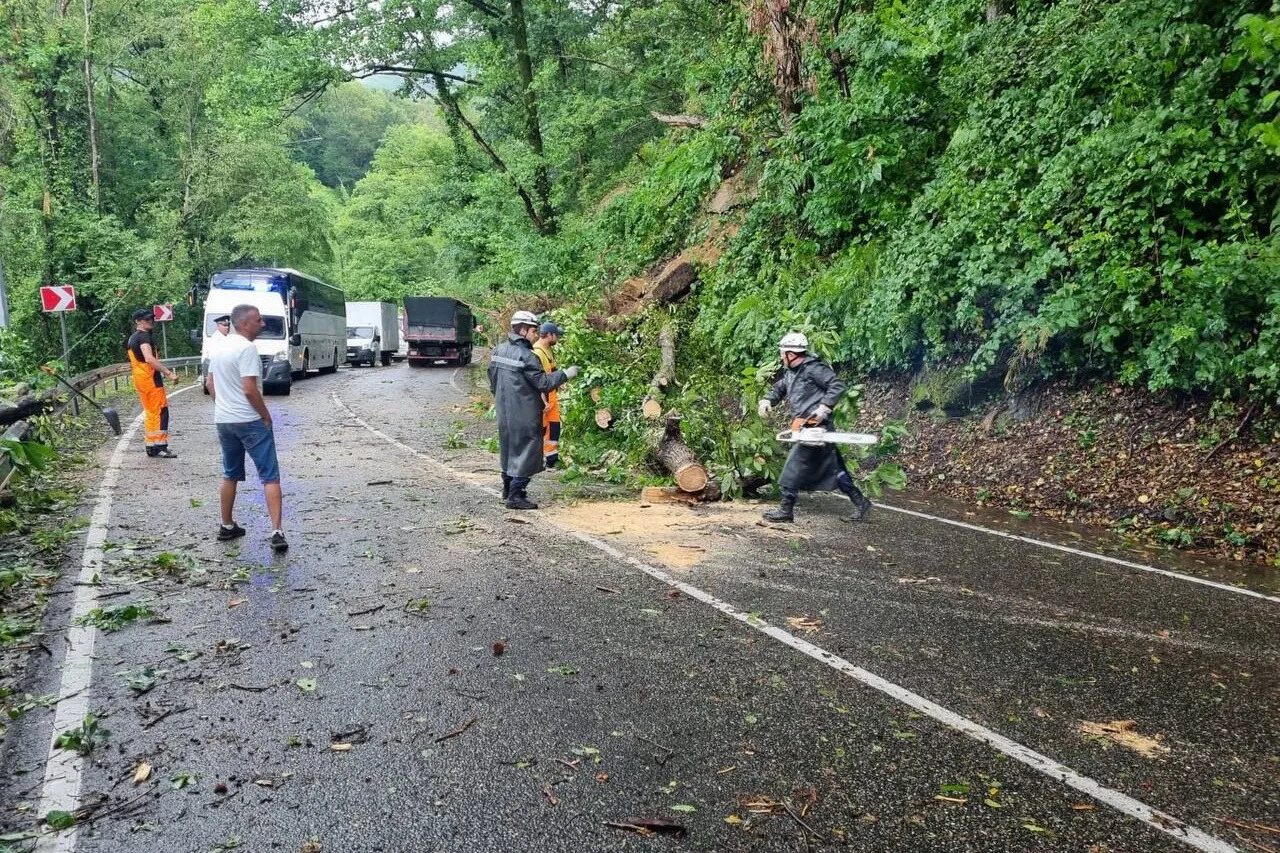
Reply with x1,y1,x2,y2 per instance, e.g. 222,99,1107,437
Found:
127,307,179,458
757,332,872,523
489,311,580,510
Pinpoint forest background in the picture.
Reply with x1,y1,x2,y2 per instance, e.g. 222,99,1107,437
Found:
1,0,1278,565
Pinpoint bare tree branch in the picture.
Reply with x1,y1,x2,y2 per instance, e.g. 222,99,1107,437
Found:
280,83,330,120
413,81,547,233
351,66,479,86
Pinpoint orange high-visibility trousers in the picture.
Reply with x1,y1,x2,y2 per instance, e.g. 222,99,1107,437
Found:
543,392,561,463
128,354,169,453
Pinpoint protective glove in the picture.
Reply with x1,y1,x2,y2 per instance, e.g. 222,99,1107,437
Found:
811,404,832,421
757,399,773,418
563,365,581,379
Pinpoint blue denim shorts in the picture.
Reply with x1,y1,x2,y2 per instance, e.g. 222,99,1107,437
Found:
217,420,280,484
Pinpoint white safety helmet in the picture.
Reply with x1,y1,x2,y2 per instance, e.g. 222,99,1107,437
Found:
778,332,809,353
511,310,539,327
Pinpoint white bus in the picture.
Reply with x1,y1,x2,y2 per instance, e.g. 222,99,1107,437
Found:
201,268,346,395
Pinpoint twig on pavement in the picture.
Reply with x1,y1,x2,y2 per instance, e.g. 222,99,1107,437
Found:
783,801,820,838
434,716,477,743
141,705,190,729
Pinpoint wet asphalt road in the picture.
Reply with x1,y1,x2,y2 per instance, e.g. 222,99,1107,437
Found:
1,359,1277,853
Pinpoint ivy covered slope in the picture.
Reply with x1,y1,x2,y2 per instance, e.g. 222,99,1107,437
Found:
541,0,1280,398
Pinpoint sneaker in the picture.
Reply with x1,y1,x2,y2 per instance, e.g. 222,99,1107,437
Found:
270,531,289,553
504,494,539,511
216,523,246,541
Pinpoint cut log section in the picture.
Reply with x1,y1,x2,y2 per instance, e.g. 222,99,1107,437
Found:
595,408,614,429
590,387,603,404
655,413,708,493
642,324,676,420
640,485,701,505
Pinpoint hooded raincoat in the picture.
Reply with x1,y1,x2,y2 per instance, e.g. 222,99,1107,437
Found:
764,356,849,492
489,333,569,477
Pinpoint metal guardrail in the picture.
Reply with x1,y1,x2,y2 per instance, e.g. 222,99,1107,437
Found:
0,357,201,495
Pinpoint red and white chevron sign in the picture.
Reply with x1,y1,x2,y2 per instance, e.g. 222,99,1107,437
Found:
153,304,174,321
39,285,77,313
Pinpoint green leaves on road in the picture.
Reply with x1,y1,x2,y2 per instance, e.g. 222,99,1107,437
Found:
54,714,107,756
74,603,157,632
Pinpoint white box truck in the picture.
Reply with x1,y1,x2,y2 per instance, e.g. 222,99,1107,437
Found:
345,301,399,367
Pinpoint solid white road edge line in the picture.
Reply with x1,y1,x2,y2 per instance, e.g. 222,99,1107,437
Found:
874,502,1280,605
35,383,196,853
334,390,1239,853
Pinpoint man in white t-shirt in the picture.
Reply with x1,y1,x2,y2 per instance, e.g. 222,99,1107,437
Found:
207,304,288,553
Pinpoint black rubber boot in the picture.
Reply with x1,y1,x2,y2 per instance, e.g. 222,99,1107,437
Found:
762,490,797,523
843,485,872,521
501,474,512,501
505,490,538,510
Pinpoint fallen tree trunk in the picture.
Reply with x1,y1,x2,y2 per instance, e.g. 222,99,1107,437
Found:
642,324,675,420
654,413,708,493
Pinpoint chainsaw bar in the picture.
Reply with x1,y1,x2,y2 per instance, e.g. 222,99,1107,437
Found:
776,427,879,446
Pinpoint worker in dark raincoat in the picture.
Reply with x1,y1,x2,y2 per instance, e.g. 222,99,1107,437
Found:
489,311,580,509
757,332,872,523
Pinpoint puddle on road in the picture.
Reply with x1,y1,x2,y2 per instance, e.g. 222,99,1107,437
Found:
550,499,805,569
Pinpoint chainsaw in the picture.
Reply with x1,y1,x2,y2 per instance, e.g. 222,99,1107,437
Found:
776,416,878,447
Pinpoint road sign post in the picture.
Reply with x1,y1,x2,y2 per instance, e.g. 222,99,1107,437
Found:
154,304,173,358
41,285,79,412
60,314,76,414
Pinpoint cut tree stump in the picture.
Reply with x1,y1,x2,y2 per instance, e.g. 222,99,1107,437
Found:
595,408,614,429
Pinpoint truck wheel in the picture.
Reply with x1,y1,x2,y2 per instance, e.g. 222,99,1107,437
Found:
381,353,391,367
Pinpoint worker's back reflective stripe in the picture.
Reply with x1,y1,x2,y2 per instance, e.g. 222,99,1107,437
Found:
491,355,526,369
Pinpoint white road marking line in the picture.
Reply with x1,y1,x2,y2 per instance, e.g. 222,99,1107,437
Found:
35,384,195,853
449,366,468,396
332,393,1239,853
875,502,1280,605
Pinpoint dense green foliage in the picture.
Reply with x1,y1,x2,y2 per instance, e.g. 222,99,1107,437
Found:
2,0,1276,489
